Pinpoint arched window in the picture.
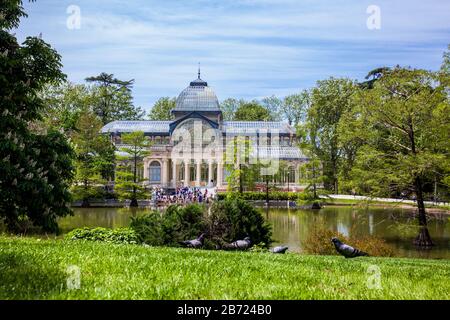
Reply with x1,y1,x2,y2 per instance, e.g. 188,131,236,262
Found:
149,161,161,183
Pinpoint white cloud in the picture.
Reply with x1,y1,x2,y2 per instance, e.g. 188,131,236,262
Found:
16,0,450,110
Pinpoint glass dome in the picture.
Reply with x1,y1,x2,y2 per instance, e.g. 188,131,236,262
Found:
174,76,220,112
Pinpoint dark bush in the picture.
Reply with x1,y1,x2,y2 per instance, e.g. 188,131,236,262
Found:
206,198,272,248
130,204,205,246
66,227,138,244
129,211,164,246
129,200,272,249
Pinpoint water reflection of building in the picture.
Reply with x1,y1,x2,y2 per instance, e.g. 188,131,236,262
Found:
101,71,308,190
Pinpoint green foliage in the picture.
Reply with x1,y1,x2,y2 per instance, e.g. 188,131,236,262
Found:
296,191,322,206
148,97,175,120
217,191,299,201
129,204,205,246
359,67,390,89
85,72,145,124
304,77,358,193
114,131,150,204
234,101,273,121
40,83,94,134
0,6,75,233
207,198,272,248
0,0,28,30
66,227,138,244
130,200,272,250
298,154,323,199
281,91,309,126
3,236,449,299
72,111,115,204
342,67,450,201
220,98,245,121
261,95,283,121
70,185,116,201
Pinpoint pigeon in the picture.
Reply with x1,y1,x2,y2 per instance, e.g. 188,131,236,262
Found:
221,237,252,250
180,233,205,248
331,237,368,258
271,245,289,254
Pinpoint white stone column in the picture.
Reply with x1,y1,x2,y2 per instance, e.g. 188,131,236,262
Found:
196,161,201,187
208,161,213,185
184,161,190,187
217,162,223,188
172,160,177,188
162,159,168,187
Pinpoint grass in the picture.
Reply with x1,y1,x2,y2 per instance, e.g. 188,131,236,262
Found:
0,236,449,300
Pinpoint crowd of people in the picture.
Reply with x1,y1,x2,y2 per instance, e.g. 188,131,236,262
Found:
151,186,216,206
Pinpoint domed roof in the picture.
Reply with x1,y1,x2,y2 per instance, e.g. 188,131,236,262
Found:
174,72,220,112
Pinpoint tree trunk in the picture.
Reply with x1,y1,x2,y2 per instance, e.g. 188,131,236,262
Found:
413,176,433,247
239,164,243,194
81,198,90,208
133,152,137,205
408,121,433,247
312,161,317,199
82,179,90,207
129,198,138,207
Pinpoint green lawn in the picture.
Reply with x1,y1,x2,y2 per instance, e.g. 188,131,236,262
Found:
0,236,449,300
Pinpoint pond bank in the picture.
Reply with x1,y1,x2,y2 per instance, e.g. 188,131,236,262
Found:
71,198,450,214
323,200,449,214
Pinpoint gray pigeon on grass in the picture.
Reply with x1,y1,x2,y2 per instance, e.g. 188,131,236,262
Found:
271,245,289,254
331,237,368,258
222,237,252,250
180,233,205,248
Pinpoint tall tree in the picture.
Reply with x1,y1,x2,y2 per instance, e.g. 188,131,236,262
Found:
282,91,310,126
40,82,93,134
306,78,357,193
234,101,273,121
115,131,150,207
296,126,324,199
72,111,115,207
261,95,282,121
359,67,390,89
344,67,449,246
148,97,175,120
0,1,75,232
220,98,245,121
85,72,145,124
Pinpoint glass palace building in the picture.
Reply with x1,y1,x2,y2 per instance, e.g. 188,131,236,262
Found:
101,73,308,190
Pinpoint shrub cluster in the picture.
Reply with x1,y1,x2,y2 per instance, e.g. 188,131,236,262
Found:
129,204,205,246
302,222,395,257
66,227,138,244
127,199,272,249
205,198,272,248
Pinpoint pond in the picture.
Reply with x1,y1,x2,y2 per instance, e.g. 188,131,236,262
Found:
59,206,450,260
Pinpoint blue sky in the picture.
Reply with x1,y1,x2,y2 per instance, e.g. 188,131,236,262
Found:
16,0,450,112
